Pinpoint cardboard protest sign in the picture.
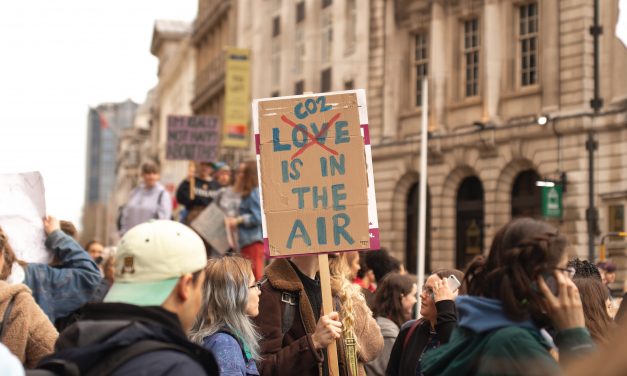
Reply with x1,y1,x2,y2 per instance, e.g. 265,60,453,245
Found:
0,172,49,263
253,90,379,257
190,203,231,255
166,115,220,161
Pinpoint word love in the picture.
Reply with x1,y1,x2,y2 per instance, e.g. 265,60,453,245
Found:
272,119,349,152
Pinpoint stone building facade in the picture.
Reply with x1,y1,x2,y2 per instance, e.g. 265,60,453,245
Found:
150,20,196,193
367,0,627,286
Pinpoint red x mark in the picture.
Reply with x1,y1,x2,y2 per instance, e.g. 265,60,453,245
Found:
280,113,341,160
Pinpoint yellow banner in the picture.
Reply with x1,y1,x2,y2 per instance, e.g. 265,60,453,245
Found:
222,47,251,149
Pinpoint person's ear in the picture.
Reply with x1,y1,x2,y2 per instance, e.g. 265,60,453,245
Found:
175,273,194,302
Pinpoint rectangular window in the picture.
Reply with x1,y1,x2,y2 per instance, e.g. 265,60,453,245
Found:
519,2,538,86
294,26,305,76
271,37,281,87
321,7,333,65
414,33,428,107
296,1,305,23
344,80,354,90
463,18,480,97
295,80,305,95
322,0,332,9
345,0,357,54
321,68,332,92
271,90,280,97
272,16,281,37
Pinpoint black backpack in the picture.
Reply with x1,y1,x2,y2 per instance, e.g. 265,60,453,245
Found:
27,340,196,376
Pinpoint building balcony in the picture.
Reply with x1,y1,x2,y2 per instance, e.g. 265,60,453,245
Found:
192,0,231,45
192,50,226,112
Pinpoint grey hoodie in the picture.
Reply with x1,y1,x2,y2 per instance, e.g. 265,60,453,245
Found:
365,317,399,376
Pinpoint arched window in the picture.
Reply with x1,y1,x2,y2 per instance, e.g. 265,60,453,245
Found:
511,169,541,218
456,176,484,270
406,183,431,274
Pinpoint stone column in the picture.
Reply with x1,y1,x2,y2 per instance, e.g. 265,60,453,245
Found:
483,0,503,122
430,0,446,130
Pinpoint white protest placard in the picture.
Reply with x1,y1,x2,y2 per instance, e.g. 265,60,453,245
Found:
0,172,49,263
190,203,231,255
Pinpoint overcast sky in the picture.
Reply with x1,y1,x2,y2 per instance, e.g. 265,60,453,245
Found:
0,0,196,229
0,1,625,233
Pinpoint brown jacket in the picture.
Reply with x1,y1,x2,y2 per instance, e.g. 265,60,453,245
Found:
0,281,58,368
253,259,383,376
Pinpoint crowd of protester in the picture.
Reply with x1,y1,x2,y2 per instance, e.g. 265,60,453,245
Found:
2,160,627,375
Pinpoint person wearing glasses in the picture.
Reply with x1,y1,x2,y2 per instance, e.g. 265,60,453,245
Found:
190,256,262,376
385,270,463,376
421,218,595,376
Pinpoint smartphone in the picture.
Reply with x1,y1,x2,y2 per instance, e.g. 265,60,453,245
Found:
447,275,461,292
531,272,559,297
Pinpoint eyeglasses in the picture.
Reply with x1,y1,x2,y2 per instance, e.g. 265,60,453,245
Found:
249,281,263,290
556,266,576,279
421,285,435,299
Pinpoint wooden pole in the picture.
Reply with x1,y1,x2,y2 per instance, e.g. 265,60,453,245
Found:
318,254,340,376
188,161,196,200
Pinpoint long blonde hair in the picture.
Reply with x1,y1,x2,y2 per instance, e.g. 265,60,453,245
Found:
189,256,262,360
329,253,367,354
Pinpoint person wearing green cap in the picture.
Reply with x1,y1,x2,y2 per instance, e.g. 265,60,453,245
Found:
35,220,218,375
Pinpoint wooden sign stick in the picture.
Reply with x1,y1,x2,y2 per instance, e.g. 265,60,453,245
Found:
188,161,196,200
318,254,340,376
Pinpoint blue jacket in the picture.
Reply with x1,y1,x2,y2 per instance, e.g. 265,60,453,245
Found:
24,230,102,322
202,332,259,376
238,187,263,248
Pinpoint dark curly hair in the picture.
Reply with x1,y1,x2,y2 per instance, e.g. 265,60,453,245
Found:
463,217,567,322
567,258,602,282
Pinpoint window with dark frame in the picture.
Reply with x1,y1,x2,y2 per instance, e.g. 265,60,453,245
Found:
321,68,332,92
345,0,356,53
321,6,333,65
414,33,428,107
519,2,538,86
463,18,480,97
272,16,281,37
296,1,305,23
295,80,305,95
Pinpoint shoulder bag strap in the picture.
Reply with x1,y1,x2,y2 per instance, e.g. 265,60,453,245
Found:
0,295,17,343
403,319,423,351
85,339,191,376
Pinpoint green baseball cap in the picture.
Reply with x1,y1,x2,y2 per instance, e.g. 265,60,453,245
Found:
104,220,207,306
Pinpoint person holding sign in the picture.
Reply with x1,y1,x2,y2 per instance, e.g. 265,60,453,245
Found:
0,216,101,323
254,256,344,376
176,161,221,224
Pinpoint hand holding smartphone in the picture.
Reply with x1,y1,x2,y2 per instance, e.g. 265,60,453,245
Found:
431,275,461,302
447,275,461,292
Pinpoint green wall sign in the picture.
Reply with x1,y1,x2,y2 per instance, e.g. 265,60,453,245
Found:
541,185,563,219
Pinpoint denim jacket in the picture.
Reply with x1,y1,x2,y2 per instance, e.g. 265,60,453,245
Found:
24,230,102,322
202,332,259,376
238,187,263,248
